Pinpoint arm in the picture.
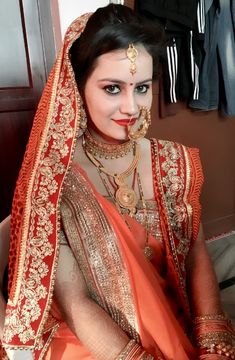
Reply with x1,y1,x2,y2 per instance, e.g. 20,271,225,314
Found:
186,223,222,316
0,215,10,340
186,224,235,359
54,243,131,360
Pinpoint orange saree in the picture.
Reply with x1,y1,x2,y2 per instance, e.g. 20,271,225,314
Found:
44,138,203,360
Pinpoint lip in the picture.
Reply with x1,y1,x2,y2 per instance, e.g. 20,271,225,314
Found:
114,118,137,126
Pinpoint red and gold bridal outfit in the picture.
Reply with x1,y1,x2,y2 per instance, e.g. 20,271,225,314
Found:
1,11,203,360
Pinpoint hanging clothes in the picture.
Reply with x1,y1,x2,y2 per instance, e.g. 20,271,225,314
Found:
136,0,205,104
189,0,235,116
135,0,199,28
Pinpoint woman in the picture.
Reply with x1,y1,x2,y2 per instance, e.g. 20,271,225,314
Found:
0,4,234,360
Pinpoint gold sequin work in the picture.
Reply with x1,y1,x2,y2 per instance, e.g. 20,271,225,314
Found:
107,197,163,243
61,164,140,342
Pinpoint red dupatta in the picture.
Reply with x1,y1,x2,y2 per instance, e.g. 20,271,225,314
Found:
151,139,203,325
1,10,204,360
2,13,91,358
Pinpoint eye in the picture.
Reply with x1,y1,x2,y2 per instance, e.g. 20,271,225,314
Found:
103,85,121,94
135,84,150,94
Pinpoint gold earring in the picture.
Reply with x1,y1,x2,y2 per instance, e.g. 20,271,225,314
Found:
127,107,151,141
79,104,87,130
126,43,138,75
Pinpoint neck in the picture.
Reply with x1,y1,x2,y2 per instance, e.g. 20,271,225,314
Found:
87,123,127,145
83,127,135,160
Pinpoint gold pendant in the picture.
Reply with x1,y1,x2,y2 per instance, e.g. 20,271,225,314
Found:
115,186,138,214
144,246,154,260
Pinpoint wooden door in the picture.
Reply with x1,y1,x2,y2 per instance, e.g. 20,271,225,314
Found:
0,0,55,221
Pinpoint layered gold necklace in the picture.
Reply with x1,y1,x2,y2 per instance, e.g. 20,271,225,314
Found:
84,129,135,159
82,133,154,260
83,137,140,215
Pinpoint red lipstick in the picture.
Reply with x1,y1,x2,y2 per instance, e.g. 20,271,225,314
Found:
114,118,136,126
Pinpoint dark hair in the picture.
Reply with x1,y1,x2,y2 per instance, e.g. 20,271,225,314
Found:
70,4,164,91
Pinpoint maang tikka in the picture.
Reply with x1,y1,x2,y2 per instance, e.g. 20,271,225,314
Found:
126,43,138,75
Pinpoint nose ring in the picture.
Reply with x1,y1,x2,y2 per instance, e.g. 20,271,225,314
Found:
128,116,133,125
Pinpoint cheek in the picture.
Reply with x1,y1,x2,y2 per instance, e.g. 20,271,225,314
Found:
86,96,115,126
148,89,153,106
97,97,119,116
139,93,152,108
148,94,153,107
85,90,115,116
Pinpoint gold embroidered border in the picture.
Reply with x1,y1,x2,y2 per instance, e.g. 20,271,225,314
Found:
61,164,139,342
152,139,193,303
182,146,193,241
3,14,91,351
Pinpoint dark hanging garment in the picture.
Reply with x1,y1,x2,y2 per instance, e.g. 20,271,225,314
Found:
232,0,235,31
189,0,235,116
136,0,204,104
135,0,199,29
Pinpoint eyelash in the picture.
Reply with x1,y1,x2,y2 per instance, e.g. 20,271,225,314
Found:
136,84,150,94
103,84,150,95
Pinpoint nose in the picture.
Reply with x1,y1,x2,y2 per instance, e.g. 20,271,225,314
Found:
119,91,138,117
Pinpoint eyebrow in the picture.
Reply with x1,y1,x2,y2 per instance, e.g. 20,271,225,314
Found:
98,78,153,85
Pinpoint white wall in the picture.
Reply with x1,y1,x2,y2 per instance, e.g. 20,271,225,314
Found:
58,0,124,38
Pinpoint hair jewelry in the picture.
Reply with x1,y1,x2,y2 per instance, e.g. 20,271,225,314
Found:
126,43,138,75
128,107,151,141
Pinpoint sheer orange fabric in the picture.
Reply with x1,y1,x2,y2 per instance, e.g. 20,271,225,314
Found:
98,192,197,359
43,152,201,359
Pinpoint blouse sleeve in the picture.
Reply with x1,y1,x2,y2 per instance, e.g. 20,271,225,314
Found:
186,147,204,242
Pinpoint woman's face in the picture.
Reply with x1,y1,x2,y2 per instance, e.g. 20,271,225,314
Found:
83,46,153,142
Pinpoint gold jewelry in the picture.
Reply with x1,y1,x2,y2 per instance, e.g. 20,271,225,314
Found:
84,129,134,159
79,103,87,130
199,342,235,359
116,339,154,360
193,314,229,322
126,43,138,75
193,313,235,359
84,137,154,260
83,141,140,215
96,165,154,260
128,107,151,141
136,171,154,260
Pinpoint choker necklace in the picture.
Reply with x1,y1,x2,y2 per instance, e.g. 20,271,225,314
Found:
83,129,135,159
83,139,140,215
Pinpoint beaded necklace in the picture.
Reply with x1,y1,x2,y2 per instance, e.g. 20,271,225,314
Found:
84,129,134,159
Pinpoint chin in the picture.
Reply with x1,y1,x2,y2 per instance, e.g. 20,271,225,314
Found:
102,130,128,143
111,134,128,143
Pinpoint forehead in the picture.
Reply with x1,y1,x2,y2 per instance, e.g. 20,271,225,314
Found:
89,46,153,82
